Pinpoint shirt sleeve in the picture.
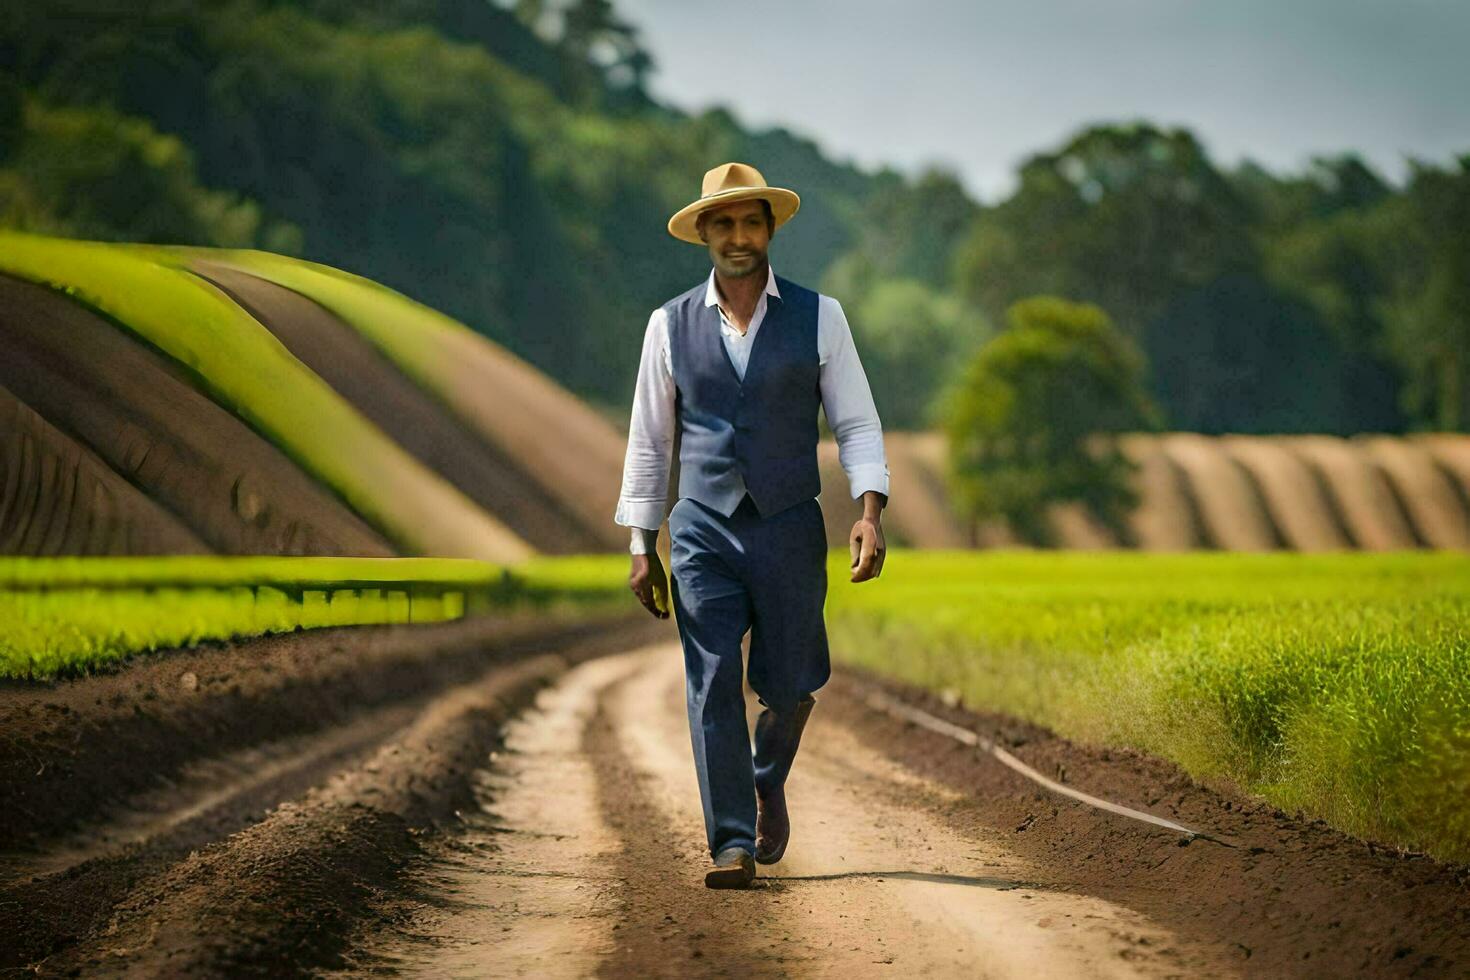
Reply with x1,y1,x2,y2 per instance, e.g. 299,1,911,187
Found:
615,308,676,541
817,295,890,501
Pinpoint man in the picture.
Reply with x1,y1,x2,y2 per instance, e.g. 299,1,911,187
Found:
615,162,888,889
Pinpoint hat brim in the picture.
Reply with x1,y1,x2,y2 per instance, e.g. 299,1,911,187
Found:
667,187,801,245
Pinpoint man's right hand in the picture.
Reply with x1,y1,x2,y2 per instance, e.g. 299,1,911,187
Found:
629,554,671,619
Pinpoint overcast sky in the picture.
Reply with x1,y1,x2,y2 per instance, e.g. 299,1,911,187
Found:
612,0,1470,202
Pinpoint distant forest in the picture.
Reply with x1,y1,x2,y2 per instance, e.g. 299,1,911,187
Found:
3,0,1467,433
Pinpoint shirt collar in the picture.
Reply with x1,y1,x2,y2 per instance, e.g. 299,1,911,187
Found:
704,264,781,308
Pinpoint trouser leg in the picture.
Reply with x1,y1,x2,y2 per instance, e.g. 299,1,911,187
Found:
753,695,816,798
746,497,831,798
668,500,756,858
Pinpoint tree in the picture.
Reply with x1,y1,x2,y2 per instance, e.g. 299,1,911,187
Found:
1380,157,1470,430
0,94,296,249
1259,184,1406,433
951,122,1255,336
942,297,1159,544
850,278,990,429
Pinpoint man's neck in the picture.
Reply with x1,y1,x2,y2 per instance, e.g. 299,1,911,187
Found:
713,262,768,332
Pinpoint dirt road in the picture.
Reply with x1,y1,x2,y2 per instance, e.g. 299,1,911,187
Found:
319,646,1285,977
4,625,1465,977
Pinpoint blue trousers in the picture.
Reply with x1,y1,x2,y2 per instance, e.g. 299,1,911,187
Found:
668,492,830,858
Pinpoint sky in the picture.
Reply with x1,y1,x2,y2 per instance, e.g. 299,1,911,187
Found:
611,0,1470,203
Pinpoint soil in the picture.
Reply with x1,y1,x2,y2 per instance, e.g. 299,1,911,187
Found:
824,666,1470,979
1221,435,1350,551
1360,437,1470,549
344,644,1470,978
1160,433,1281,551
0,272,392,557
190,262,605,555
0,383,206,555
2,629,1465,978
0,610,663,975
1286,435,1418,550
0,611,657,851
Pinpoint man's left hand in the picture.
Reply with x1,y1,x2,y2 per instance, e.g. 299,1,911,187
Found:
849,516,886,582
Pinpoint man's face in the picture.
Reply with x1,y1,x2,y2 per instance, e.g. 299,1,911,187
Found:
698,199,772,279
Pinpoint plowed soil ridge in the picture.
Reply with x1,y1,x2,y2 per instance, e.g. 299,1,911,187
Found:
0,383,207,556
190,249,630,552
1221,436,1350,551
191,262,604,554
0,272,392,557
842,432,1470,551
0,611,657,852
0,613,664,974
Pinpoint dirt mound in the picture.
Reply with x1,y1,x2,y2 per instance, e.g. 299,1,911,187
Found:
1284,437,1418,550
1046,501,1119,548
0,384,206,556
192,262,605,554
884,433,973,548
1159,433,1279,550
1221,436,1350,551
822,431,1470,552
896,432,1019,547
1358,437,1470,549
1119,435,1203,549
1416,435,1470,499
195,251,630,551
0,273,392,557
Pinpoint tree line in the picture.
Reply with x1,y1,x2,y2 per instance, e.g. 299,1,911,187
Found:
2,1,1465,436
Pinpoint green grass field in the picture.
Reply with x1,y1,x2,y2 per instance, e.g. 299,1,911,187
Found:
520,549,1470,863
0,556,623,681
0,231,527,561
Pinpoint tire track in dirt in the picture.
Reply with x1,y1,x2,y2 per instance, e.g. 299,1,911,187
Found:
609,646,1208,978
328,653,641,977
343,644,1224,978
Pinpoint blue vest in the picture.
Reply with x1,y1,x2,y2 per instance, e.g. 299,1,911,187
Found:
666,275,823,518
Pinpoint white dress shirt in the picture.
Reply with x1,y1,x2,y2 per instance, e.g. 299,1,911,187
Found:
615,266,889,553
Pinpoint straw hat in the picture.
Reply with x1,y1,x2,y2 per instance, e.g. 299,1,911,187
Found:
667,162,801,245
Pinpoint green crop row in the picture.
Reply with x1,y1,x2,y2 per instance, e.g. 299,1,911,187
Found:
0,556,620,681
524,549,1470,863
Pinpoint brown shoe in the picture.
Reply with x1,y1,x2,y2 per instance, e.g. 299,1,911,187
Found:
704,846,756,889
754,786,790,864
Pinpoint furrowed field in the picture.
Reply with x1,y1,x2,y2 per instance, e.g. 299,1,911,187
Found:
534,550,1470,863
